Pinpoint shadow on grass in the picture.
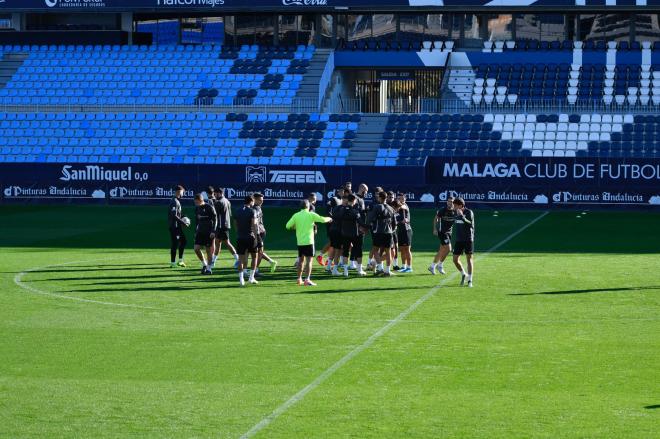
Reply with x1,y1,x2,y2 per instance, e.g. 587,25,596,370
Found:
279,285,431,295
644,404,660,409
510,286,660,296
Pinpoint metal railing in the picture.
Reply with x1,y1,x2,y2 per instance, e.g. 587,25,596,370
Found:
1,98,660,115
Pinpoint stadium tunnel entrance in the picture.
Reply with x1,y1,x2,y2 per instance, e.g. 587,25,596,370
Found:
336,68,445,113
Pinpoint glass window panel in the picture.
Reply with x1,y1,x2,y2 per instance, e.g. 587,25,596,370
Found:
255,15,274,46
202,17,224,44
463,14,480,41
319,14,333,48
635,14,660,42
539,14,565,41
279,15,297,46
426,14,449,39
224,16,236,47
372,14,396,41
580,14,630,42
235,15,255,46
300,14,316,46
488,14,512,41
399,14,426,41
181,17,202,44
336,14,347,48
515,14,541,40
347,15,372,42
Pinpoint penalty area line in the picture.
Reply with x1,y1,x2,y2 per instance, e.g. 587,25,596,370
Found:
239,210,549,439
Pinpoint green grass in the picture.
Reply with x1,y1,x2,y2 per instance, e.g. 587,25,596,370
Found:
0,205,658,438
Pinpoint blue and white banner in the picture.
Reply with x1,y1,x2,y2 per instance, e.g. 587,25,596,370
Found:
426,157,660,207
0,0,657,11
1,158,659,208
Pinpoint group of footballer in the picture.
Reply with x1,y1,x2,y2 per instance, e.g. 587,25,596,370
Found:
167,181,475,287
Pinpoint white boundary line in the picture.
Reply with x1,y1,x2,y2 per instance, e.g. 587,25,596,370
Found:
239,211,550,439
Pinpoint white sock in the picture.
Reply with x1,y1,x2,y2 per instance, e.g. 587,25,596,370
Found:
233,254,239,261
358,264,363,271
178,258,184,262
394,258,399,266
377,262,383,270
468,274,473,281
384,265,391,274
239,271,245,282
461,270,467,276
402,264,408,269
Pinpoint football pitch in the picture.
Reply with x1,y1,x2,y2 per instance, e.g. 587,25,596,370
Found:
1,205,658,438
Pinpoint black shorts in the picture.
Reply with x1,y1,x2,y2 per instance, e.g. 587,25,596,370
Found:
350,234,364,260
256,232,265,249
372,232,393,248
215,227,230,241
169,226,186,242
438,231,452,246
194,230,214,247
397,228,413,246
237,236,258,255
453,240,474,255
391,231,398,247
298,244,315,257
329,229,343,248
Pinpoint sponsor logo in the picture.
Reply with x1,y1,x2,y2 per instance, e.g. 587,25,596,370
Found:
282,0,327,5
269,170,326,184
420,193,435,203
157,0,225,6
443,162,521,178
92,189,105,199
224,187,304,200
110,187,154,198
246,166,267,183
3,185,87,197
649,195,660,205
60,165,135,182
533,194,549,204
43,0,107,8
438,190,486,201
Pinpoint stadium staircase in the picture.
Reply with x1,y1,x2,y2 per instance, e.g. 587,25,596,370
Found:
346,114,389,166
0,53,28,88
294,48,332,105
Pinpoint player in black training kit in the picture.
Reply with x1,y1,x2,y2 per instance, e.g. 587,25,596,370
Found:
211,188,240,269
168,185,189,268
451,197,475,287
234,195,259,286
337,194,366,277
429,195,456,275
349,183,368,270
328,191,347,275
193,193,217,275
365,191,396,276
252,193,278,276
395,193,413,273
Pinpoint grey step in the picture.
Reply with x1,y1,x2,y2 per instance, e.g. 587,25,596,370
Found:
294,49,333,104
0,54,28,90
347,114,389,166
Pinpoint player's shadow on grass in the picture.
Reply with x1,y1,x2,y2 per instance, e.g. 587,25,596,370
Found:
510,286,660,296
644,404,660,409
279,285,430,295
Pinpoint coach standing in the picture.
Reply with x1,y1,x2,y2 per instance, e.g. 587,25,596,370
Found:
168,185,189,268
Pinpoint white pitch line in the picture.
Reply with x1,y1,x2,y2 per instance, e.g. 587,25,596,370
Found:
239,211,550,439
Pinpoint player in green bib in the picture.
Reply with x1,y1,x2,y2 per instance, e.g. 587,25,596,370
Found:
286,199,332,286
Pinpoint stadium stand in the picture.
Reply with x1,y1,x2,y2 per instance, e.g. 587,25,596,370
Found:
0,44,314,106
375,113,657,166
0,112,359,166
462,40,660,107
